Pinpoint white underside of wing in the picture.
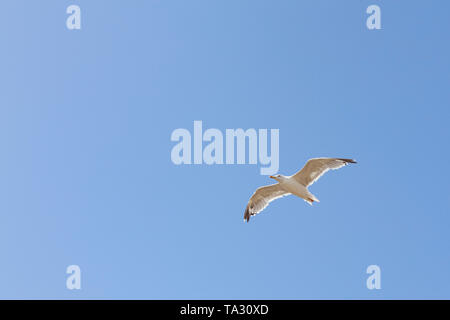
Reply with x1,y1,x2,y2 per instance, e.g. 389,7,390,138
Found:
292,158,355,187
246,184,290,218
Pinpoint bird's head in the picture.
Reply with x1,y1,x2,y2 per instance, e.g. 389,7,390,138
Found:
269,174,285,182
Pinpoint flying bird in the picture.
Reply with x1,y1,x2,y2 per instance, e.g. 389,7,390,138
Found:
243,158,356,222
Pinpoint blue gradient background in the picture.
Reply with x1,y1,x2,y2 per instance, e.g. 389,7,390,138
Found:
1,1,449,299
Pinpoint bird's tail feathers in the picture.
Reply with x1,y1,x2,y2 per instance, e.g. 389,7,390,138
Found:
305,193,320,205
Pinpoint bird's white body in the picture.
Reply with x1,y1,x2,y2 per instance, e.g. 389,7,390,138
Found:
244,157,356,222
273,175,319,204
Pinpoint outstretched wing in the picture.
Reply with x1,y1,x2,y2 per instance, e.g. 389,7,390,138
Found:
244,184,290,222
292,158,356,187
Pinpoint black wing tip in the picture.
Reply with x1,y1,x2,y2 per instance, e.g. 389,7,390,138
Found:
338,158,357,164
244,206,250,223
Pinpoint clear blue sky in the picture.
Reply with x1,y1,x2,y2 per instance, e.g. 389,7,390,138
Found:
0,0,449,299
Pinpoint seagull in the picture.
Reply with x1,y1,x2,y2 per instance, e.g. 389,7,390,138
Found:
243,158,357,222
